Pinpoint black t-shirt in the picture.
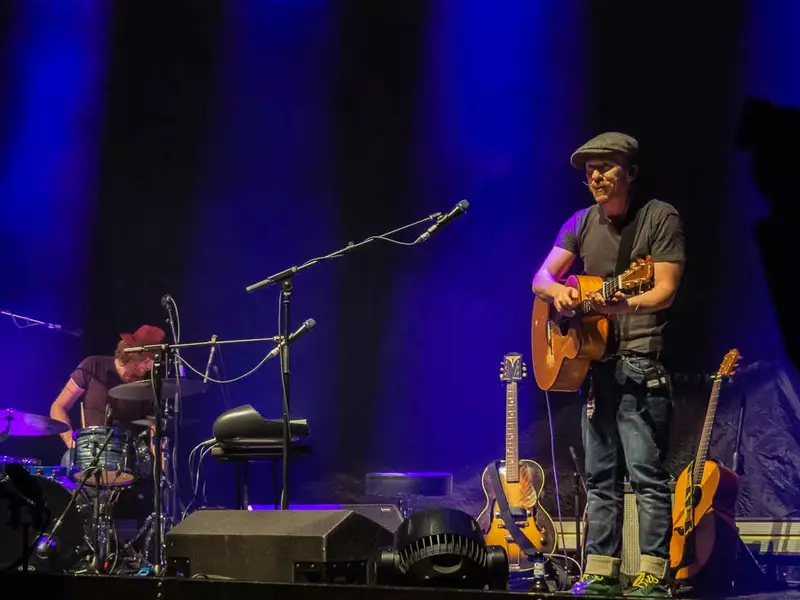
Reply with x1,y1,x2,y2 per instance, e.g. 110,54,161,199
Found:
70,356,149,427
554,198,685,355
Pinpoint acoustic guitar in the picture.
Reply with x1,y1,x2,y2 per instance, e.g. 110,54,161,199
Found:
531,257,654,392
670,349,741,581
477,352,557,571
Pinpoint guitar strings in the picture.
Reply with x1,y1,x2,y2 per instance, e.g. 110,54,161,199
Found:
549,278,623,330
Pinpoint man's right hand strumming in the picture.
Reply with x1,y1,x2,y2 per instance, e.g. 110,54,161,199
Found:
552,285,580,317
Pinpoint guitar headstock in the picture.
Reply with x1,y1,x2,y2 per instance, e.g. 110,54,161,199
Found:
500,352,527,382
715,348,741,381
619,256,655,294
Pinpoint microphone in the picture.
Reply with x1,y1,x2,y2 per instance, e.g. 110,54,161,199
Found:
266,319,317,360
0,310,81,337
35,533,58,559
160,294,173,310
415,200,470,243
203,335,218,383
46,323,82,337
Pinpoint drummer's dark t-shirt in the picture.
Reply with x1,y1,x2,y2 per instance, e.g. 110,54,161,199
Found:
71,356,148,427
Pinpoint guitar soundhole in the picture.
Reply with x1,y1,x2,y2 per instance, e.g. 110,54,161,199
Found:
550,308,571,337
558,319,571,336
692,486,702,507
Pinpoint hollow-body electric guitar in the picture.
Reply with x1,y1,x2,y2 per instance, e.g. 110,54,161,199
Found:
531,257,654,392
670,349,741,581
477,352,557,571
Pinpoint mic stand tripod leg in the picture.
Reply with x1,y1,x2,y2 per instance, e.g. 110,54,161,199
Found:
132,471,172,568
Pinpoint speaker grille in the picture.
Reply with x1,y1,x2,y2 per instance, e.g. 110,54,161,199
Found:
621,482,675,577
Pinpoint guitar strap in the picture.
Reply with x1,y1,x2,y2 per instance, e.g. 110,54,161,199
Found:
614,195,644,276
487,461,539,558
608,196,645,356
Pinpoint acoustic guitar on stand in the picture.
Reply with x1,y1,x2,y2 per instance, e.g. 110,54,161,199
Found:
477,352,557,571
531,257,654,392
670,349,741,581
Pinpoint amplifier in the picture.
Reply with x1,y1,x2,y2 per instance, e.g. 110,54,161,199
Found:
165,509,394,584
621,481,676,576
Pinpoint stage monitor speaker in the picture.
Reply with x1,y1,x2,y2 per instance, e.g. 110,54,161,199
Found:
247,503,404,533
165,509,394,584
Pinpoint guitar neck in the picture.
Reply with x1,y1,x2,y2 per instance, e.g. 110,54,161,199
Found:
505,381,519,483
692,378,723,485
572,276,623,318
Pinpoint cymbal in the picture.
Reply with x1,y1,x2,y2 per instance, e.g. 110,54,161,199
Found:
0,408,70,437
131,415,199,428
108,378,208,402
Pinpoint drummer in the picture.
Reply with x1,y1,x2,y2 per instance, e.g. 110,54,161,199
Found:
49,324,166,464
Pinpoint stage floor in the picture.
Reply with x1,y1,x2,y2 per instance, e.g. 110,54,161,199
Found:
2,572,799,600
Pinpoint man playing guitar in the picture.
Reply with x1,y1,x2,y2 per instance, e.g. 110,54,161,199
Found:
532,132,684,596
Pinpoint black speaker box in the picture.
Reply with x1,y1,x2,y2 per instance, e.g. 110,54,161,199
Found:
165,509,394,584
247,503,404,532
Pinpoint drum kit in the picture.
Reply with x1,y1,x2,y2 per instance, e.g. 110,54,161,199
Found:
0,375,207,574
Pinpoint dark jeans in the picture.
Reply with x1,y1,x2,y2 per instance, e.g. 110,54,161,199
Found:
582,354,673,561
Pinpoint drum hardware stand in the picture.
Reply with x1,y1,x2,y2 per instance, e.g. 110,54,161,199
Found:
121,435,174,567
88,481,113,574
35,429,116,570
244,210,447,509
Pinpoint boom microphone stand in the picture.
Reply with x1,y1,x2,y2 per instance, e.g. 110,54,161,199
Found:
244,204,467,509
150,350,166,574
0,309,82,337
569,446,587,575
123,328,317,556
162,296,183,524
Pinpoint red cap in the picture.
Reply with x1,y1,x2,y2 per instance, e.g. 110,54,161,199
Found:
120,324,166,348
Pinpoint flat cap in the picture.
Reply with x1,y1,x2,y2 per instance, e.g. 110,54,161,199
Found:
570,132,639,169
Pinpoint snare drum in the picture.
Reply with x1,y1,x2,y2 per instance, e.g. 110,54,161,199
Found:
72,426,137,487
0,474,89,571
